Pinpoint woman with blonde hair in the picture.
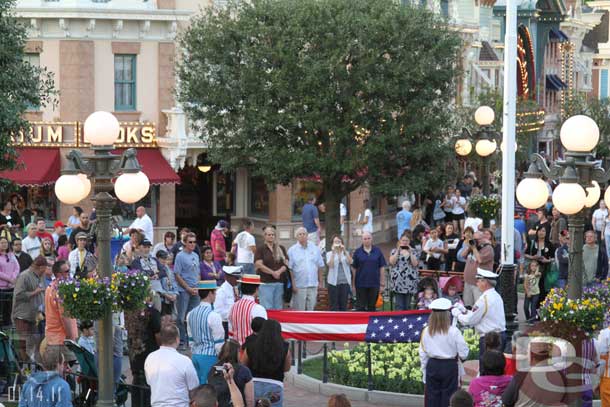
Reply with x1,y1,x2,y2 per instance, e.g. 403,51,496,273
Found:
419,298,469,407
254,225,291,309
410,208,430,232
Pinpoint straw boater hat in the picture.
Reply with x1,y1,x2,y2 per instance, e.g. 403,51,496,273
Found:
237,274,263,285
223,266,243,276
197,280,219,290
429,298,452,311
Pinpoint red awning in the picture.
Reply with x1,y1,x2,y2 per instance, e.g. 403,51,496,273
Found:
114,149,180,185
0,148,60,186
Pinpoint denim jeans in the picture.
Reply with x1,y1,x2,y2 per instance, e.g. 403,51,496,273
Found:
328,284,350,311
254,379,283,407
237,262,255,275
259,282,284,310
393,293,413,310
524,294,539,321
177,291,200,345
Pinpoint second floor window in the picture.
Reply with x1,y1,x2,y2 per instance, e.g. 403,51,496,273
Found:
114,54,136,111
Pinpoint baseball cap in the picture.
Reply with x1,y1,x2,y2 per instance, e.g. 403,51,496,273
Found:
54,221,66,228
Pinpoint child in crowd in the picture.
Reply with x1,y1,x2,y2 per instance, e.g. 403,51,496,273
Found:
78,320,96,355
468,350,512,407
225,251,236,267
156,250,179,317
524,260,542,324
114,253,129,273
450,389,473,407
441,276,464,307
416,277,439,310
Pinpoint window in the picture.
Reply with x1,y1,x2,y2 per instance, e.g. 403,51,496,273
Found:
113,185,159,226
292,179,323,220
114,55,137,111
249,177,269,217
215,172,236,215
24,53,40,110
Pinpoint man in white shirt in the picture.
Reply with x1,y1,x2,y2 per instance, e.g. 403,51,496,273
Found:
232,219,257,275
360,199,373,234
128,206,154,244
288,227,325,311
145,324,199,407
22,223,41,259
340,203,347,235
214,266,241,338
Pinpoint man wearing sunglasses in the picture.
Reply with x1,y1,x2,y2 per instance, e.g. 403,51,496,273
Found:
174,232,202,348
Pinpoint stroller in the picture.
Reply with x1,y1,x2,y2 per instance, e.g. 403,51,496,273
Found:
0,330,20,395
64,339,129,407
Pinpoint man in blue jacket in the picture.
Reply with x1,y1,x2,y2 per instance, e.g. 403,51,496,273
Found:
19,347,72,406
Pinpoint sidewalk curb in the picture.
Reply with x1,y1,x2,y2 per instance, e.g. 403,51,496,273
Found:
286,365,424,406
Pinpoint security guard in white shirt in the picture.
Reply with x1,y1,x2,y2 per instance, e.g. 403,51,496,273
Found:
214,266,242,338
452,268,506,365
419,298,470,407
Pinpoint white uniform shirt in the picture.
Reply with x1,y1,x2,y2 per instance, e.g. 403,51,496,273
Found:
456,287,506,334
419,325,469,383
129,214,154,243
214,280,236,321
596,328,610,378
144,346,199,407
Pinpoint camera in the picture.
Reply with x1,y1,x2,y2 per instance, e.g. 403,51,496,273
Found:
468,239,476,246
214,365,227,375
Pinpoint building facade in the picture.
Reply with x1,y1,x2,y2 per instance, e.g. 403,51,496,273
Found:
6,0,396,247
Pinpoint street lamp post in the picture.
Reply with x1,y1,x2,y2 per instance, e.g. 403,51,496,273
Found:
516,114,606,300
455,106,499,196
54,111,150,407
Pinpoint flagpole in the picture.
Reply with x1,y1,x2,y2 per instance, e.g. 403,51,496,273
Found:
500,0,518,343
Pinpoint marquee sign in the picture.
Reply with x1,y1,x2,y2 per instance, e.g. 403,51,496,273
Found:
10,121,157,148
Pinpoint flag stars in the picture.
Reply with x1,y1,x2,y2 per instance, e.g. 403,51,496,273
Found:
388,318,393,323
416,317,422,321
408,324,413,329
393,325,399,330
402,318,407,322
373,319,379,324
385,332,390,337
399,332,405,337
371,333,376,338
379,325,385,330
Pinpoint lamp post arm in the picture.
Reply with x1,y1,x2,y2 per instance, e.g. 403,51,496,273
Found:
529,153,562,180
65,150,93,175
592,165,610,185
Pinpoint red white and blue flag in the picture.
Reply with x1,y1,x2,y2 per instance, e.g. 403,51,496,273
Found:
267,310,431,343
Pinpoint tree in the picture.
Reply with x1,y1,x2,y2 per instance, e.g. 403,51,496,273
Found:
178,0,461,249
0,0,55,191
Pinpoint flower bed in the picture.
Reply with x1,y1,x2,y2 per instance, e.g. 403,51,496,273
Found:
326,329,479,394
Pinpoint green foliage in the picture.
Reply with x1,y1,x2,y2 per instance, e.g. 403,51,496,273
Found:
57,277,114,321
178,0,462,245
113,270,151,311
467,195,500,222
324,330,479,394
0,0,56,191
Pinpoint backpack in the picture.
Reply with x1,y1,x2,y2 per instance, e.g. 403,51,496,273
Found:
207,364,242,407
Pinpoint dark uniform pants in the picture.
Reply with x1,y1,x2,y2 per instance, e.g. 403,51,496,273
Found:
425,358,458,407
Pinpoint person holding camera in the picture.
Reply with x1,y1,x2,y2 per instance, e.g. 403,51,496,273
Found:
207,340,254,407
326,235,353,311
388,231,419,310
458,230,494,307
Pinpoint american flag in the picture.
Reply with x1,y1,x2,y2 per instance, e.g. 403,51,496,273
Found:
267,310,431,343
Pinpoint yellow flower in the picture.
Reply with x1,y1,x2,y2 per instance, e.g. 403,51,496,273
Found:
73,293,77,299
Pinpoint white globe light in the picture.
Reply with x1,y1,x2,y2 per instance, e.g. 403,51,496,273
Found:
500,140,518,152
475,139,497,157
114,171,150,204
552,183,586,215
114,173,141,204
84,111,120,146
77,174,92,199
55,174,86,204
455,139,472,156
584,180,601,208
560,115,599,152
516,178,549,209
474,106,495,126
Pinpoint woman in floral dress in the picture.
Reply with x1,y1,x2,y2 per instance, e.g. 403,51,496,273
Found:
389,231,420,310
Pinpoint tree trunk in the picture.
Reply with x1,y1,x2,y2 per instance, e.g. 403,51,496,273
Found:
323,179,344,253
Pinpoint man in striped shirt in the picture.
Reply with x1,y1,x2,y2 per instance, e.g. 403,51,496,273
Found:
228,274,267,346
187,280,225,384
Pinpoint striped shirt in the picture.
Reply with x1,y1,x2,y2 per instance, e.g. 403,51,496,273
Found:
228,295,267,345
187,302,224,356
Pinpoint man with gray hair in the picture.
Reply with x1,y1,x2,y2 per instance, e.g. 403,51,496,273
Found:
287,227,324,310
396,200,413,239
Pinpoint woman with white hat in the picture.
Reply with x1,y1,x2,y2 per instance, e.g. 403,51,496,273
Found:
419,298,469,407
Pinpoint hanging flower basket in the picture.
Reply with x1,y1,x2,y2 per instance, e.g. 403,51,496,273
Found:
56,276,115,321
467,195,500,223
113,270,151,311
539,288,605,338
